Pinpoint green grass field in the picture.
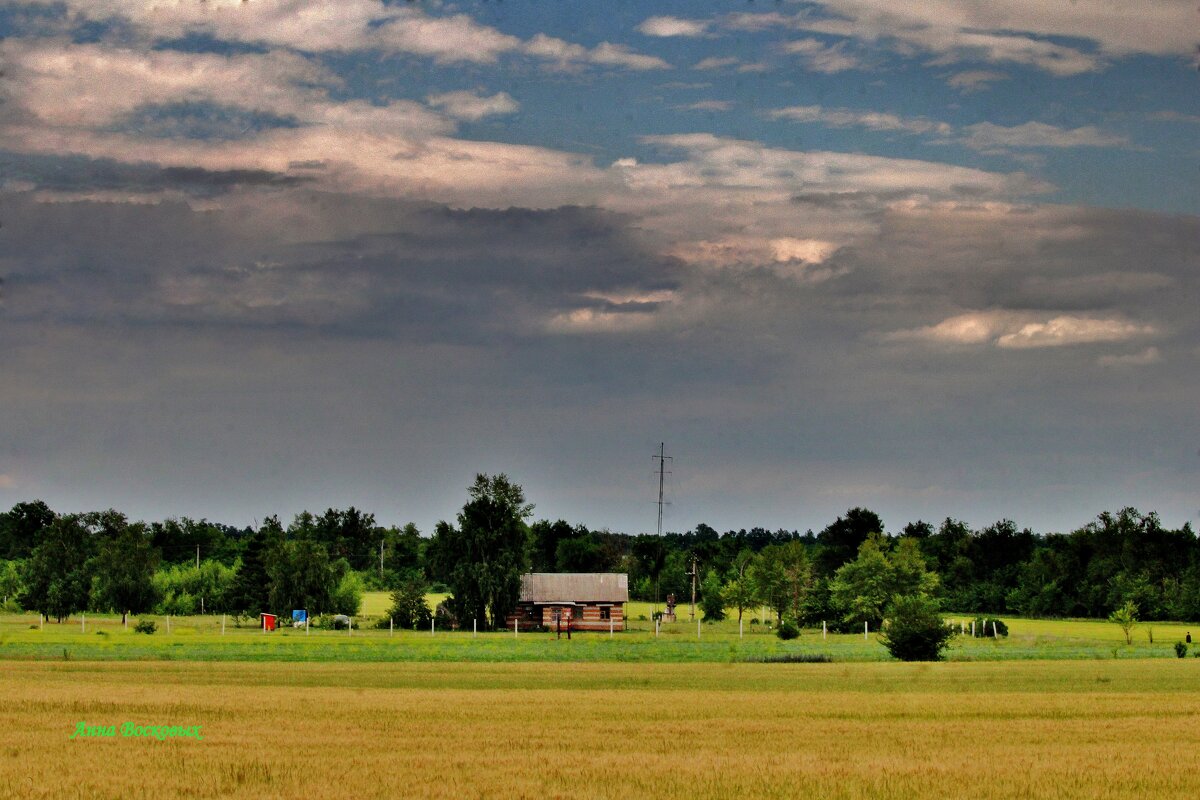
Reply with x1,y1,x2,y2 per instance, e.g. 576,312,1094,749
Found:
2,597,1195,663
5,659,1200,799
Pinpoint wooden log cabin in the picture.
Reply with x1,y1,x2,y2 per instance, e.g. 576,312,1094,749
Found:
505,573,629,632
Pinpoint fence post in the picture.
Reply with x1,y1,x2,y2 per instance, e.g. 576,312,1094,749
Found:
610,616,614,638
514,618,518,639
431,617,435,636
167,615,170,635
348,617,353,636
390,617,393,637
971,620,975,637
81,613,85,634
305,616,309,635
739,618,743,639
221,614,226,635
697,618,701,639
823,620,827,640
473,619,477,638
864,620,868,640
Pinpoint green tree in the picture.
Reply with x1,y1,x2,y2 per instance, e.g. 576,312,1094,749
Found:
90,524,160,624
384,579,433,629
830,534,939,630
699,569,726,621
879,594,954,661
226,517,283,618
429,473,533,629
269,539,336,616
0,500,55,560
0,559,24,603
20,514,94,622
723,549,759,624
1109,600,1138,645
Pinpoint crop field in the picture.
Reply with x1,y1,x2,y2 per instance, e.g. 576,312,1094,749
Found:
4,659,1200,799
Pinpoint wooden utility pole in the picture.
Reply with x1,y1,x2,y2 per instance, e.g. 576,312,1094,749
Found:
688,554,698,622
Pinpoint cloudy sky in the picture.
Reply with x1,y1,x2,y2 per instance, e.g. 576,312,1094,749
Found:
1,1,1198,536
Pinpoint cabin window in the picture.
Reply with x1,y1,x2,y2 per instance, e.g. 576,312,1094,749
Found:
599,607,610,621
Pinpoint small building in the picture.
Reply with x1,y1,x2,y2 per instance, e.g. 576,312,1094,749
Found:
506,573,628,632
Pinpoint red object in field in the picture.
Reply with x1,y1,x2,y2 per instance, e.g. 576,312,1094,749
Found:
261,613,277,631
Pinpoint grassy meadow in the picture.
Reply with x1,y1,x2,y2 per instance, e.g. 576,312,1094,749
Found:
1,592,1195,663
4,659,1200,799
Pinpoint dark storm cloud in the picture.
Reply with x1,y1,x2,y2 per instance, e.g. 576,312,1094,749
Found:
0,151,309,196
0,189,680,343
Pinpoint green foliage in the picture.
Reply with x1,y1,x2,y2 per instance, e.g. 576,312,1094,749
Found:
152,560,236,615
1109,601,1138,645
972,617,1009,637
329,570,364,616
226,519,282,616
699,570,726,621
133,619,157,634
427,473,532,630
829,534,938,629
20,514,95,622
775,619,800,640
0,559,24,601
750,541,812,623
90,524,160,623
383,579,432,630
1174,641,1188,658
879,595,954,661
0,501,55,560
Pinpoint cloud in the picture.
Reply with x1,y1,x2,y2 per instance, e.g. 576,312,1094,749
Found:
781,38,862,73
886,311,1157,349
1097,347,1162,367
722,0,1198,75
426,91,519,122
693,56,740,70
960,122,1130,151
946,70,1009,91
677,101,733,112
637,16,709,38
13,1,667,71
766,105,951,135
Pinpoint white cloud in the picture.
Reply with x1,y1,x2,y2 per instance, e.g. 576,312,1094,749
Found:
961,122,1129,151
723,0,1198,75
694,56,740,70
678,100,733,112
766,105,951,135
997,316,1155,349
889,311,1157,349
426,91,518,121
586,42,671,71
782,38,862,73
637,16,709,38
946,70,1009,91
1097,347,1162,367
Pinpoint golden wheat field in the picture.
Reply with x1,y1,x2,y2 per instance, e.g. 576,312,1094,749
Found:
4,659,1200,799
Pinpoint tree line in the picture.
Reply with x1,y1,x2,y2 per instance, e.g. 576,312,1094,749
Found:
2,479,1197,628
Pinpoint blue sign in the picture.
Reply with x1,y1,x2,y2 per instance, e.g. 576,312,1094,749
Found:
292,610,307,622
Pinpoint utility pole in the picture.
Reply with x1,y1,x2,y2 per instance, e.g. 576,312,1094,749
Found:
379,539,385,579
195,545,200,569
653,442,672,618
688,554,698,622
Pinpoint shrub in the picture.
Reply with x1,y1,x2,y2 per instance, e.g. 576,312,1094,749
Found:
379,580,432,630
133,619,157,634
744,652,831,663
972,616,1008,637
749,618,760,625
1175,641,1188,658
880,595,954,661
776,619,800,640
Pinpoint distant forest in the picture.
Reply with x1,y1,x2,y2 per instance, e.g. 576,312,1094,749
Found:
3,497,1198,626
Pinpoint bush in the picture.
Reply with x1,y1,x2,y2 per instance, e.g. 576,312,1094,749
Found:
133,619,157,634
379,580,432,630
1175,641,1188,658
328,572,363,616
744,652,831,663
776,619,800,640
972,616,1008,637
880,595,954,661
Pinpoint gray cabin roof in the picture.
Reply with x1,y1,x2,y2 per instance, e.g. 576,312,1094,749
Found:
519,573,629,603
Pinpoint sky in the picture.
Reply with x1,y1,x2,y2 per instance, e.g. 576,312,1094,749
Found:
1,0,1198,537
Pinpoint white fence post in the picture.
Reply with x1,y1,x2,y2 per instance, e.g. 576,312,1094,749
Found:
697,618,701,639
221,614,226,635
514,618,518,639
610,616,614,638
473,619,477,638
348,617,353,636
166,615,170,635
971,620,975,637
389,617,393,637
739,618,743,639
864,620,868,640
822,620,827,640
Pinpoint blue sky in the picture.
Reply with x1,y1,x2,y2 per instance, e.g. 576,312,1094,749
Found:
0,1,1197,535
